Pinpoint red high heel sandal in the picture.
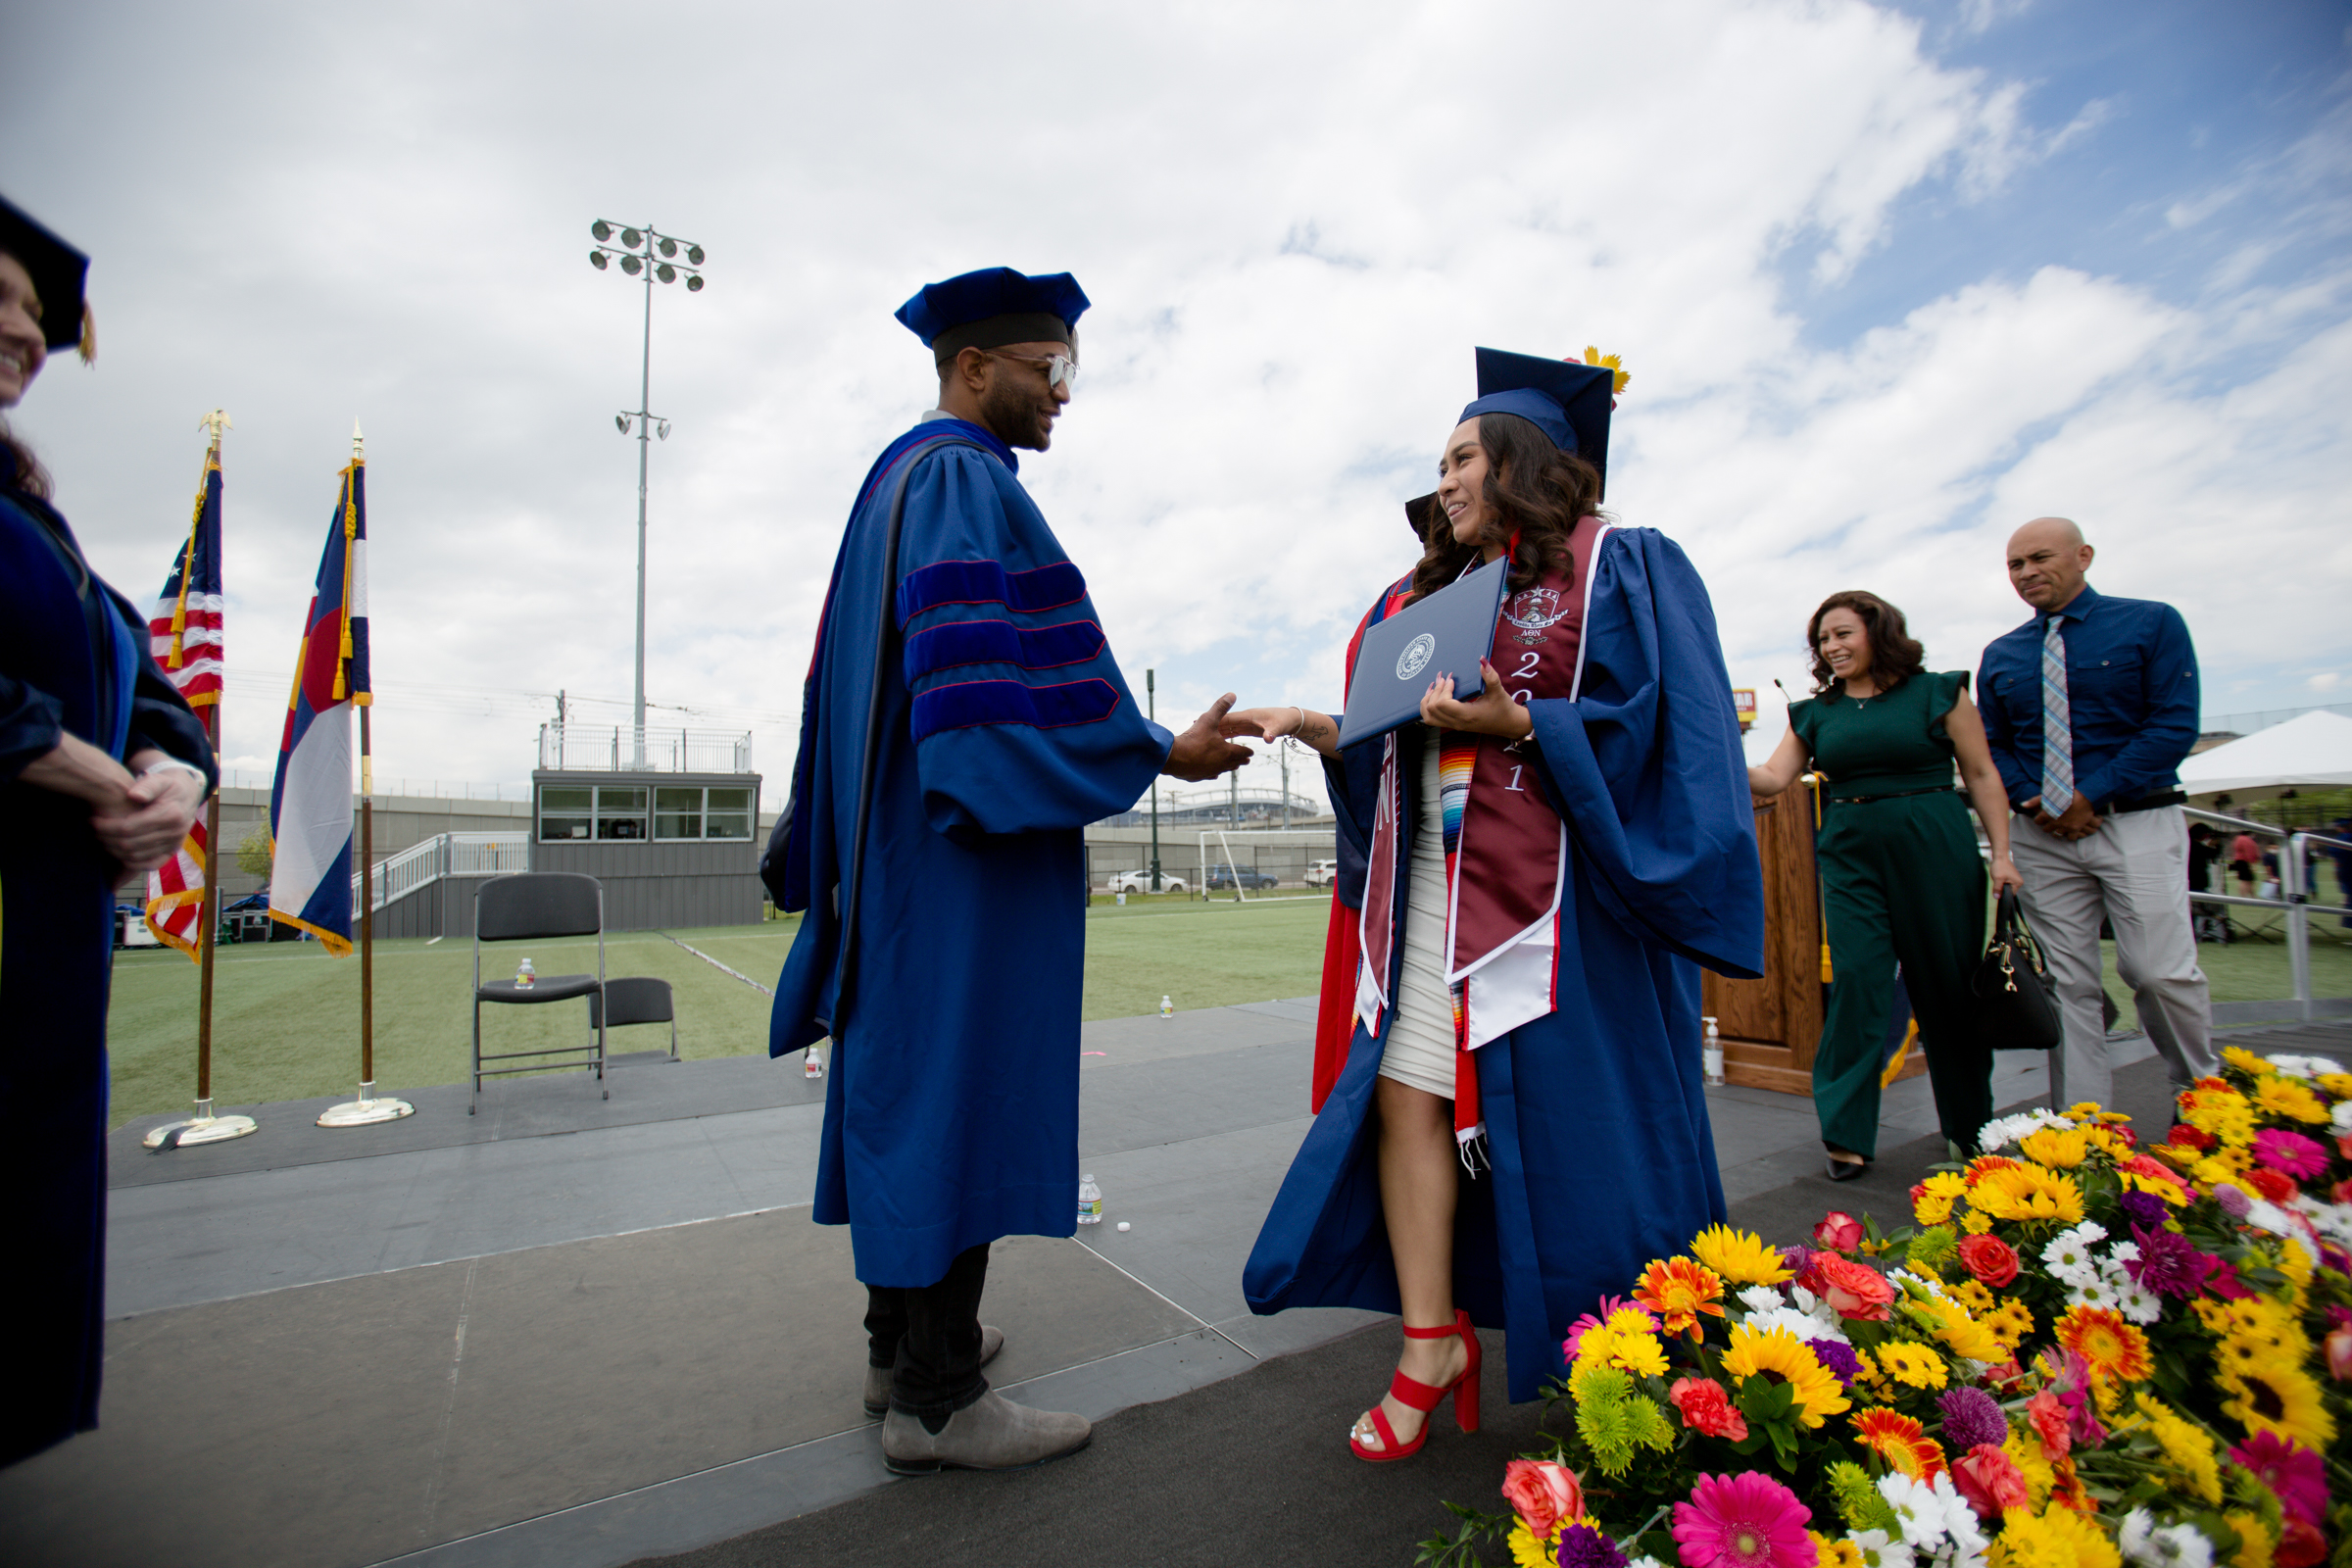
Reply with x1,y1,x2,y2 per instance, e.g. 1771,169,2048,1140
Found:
1349,1309,1481,1462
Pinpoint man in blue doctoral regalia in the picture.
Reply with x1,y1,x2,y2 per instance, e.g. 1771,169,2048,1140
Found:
765,268,1249,1474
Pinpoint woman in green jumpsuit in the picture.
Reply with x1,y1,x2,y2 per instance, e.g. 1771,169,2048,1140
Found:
1749,591,2022,1178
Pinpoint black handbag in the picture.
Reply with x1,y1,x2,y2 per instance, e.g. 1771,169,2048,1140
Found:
1972,888,2062,1051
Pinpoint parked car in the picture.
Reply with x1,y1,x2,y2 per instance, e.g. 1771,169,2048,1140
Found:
1203,863,1280,890
1304,859,1339,887
1108,868,1187,894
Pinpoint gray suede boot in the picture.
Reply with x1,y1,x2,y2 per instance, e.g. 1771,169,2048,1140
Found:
880,1389,1091,1475
864,1325,1004,1420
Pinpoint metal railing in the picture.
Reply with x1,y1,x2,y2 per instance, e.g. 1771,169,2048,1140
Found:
2183,808,2351,1026
538,723,754,774
356,831,530,914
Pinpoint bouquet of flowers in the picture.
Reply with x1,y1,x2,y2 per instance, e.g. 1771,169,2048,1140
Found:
1419,1048,2352,1568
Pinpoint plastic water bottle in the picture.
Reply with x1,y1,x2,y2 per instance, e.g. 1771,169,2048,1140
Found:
1702,1016,1725,1087
1159,995,1173,1019
803,1046,824,1080
1077,1174,1103,1225
515,956,536,990
1116,891,1127,906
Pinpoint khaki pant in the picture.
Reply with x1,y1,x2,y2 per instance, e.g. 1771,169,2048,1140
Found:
2009,805,2217,1110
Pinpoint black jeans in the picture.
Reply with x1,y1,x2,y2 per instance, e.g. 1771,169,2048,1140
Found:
864,1242,991,1422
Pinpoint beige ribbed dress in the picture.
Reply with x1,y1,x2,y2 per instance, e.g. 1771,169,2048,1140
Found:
1378,734,1457,1100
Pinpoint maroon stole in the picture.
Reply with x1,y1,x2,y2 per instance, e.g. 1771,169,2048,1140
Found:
1355,515,1610,1144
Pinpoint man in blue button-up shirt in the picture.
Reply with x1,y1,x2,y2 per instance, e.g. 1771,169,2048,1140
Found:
1977,516,2215,1110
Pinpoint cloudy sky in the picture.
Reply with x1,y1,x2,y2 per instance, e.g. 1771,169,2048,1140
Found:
6,0,2348,813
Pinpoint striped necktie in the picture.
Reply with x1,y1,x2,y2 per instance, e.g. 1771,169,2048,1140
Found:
2040,615,2073,810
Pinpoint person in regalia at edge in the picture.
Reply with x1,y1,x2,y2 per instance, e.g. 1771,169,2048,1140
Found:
1223,349,1763,1460
0,196,216,1467
763,268,1250,1475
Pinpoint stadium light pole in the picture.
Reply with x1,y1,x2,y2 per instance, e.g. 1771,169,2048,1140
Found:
588,220,706,766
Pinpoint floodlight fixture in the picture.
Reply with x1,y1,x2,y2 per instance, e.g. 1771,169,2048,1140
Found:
585,217,710,765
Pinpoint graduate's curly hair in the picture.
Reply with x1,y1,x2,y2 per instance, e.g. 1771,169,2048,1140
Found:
1805,590,1926,696
0,420,50,500
1406,413,1603,603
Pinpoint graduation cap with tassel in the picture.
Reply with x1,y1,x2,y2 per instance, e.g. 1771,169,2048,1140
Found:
0,194,97,365
1405,345,1629,539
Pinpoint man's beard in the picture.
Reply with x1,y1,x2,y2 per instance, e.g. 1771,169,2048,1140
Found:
978,377,1054,451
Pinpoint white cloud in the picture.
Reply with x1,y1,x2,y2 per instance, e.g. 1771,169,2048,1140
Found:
1,0,2342,817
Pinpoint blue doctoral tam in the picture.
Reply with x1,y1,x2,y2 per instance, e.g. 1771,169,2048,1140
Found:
895,268,1091,363
1459,347,1616,497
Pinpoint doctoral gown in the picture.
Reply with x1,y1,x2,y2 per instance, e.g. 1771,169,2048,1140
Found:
768,417,1170,1290
1243,525,1763,1402
1,448,216,1465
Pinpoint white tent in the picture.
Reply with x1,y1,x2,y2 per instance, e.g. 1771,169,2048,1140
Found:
2180,710,2352,801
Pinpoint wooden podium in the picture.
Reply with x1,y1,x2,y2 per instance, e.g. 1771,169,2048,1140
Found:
1700,790,1927,1097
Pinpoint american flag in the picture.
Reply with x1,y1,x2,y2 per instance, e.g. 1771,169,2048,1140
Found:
143,442,224,959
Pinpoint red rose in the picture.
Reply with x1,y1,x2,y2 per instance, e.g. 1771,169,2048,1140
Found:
1813,1211,1863,1253
1500,1458,1582,1539
2167,1123,2215,1152
1811,1253,1895,1321
1667,1377,1749,1441
2277,1516,2328,1568
2112,1125,2137,1149
1957,1234,2020,1288
1950,1444,2030,1521
2246,1167,2297,1203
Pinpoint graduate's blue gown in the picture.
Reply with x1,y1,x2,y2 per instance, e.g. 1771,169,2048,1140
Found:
1,448,217,1465
1243,526,1765,1402
769,419,1170,1290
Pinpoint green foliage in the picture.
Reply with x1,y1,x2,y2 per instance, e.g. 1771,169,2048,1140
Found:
234,826,272,879
1414,1503,1510,1568
1574,1366,1674,1478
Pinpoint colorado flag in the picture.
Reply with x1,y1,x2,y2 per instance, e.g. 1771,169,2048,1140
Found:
269,456,370,954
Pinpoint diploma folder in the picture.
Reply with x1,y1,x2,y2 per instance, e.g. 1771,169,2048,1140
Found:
1336,554,1510,749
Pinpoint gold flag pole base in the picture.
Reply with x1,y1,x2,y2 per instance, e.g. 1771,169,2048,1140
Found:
142,1098,260,1150
317,1081,414,1128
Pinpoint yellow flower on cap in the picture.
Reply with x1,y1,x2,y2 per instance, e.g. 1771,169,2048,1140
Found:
1580,346,1630,394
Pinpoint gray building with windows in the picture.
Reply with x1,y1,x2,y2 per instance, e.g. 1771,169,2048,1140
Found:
527,725,763,931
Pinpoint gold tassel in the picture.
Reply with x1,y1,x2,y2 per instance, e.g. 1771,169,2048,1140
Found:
77,305,96,366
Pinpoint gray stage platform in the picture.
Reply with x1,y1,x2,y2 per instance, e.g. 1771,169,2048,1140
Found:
4,1002,2331,1568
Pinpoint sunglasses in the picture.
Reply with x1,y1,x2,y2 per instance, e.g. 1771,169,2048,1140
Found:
987,350,1078,392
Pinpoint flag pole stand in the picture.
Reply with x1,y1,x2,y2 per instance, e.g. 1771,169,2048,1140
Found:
318,427,410,1129
147,412,256,1151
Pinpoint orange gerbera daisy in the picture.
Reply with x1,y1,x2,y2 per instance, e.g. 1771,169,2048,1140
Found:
2055,1304,2153,1389
1849,1407,1947,1481
1635,1257,1726,1342
1963,1154,2023,1184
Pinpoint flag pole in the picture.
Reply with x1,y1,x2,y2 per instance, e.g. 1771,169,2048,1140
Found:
318,421,412,1127
146,410,256,1150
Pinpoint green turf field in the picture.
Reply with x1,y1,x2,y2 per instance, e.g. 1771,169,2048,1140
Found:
104,879,2349,1129
103,894,1337,1127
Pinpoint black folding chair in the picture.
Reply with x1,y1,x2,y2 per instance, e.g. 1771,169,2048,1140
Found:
588,977,677,1062
472,872,608,1113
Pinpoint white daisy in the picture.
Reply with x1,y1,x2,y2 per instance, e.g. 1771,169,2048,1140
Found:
1849,1531,1915,1568
1736,1284,1786,1315
2118,1508,2217,1568
2268,1053,2344,1080
1747,1304,1848,1346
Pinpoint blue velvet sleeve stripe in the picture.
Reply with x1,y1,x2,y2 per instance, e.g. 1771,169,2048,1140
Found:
904,618,1105,685
896,560,1086,627
911,677,1122,744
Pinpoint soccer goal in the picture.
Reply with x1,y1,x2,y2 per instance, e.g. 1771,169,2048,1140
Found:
1195,827,1339,904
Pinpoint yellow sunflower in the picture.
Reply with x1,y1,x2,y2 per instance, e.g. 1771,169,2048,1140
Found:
1719,1324,1850,1428
2254,1076,2329,1126
2222,1045,2275,1076
1960,1209,1995,1235
1949,1279,1997,1314
2218,1354,2337,1451
2316,1072,2352,1100
2276,1237,2315,1292
1969,1163,2086,1225
1912,1171,1968,1225
2198,1297,2310,1355
1812,1536,1865,1568
1984,1299,2035,1354
1687,1226,1794,1286
1873,1342,1947,1391
1989,1504,2123,1568
2131,1393,2222,1504
2180,1088,2258,1146
1912,1295,2007,1363
2225,1511,2275,1568
2120,1170,2190,1207
2018,1125,2091,1168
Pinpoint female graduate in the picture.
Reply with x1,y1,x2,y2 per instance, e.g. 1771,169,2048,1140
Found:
1745,592,2022,1176
1228,350,1763,1460
1,196,215,1466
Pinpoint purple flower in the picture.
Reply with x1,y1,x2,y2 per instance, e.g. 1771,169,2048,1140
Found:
2126,1221,2218,1299
1556,1524,1629,1568
1937,1385,2008,1452
1781,1244,1817,1277
1809,1338,1864,1390
2213,1184,2253,1217
2117,1189,2168,1228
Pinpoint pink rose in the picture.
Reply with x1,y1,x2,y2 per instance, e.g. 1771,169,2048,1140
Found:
2326,1309,2352,1384
1813,1211,1863,1253
1810,1253,1895,1321
1949,1444,2030,1522
1500,1458,1582,1540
